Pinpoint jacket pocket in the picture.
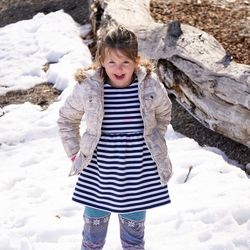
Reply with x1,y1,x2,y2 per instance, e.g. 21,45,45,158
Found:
156,130,169,155
80,132,97,156
147,129,168,156
155,153,173,184
69,132,97,176
69,152,89,176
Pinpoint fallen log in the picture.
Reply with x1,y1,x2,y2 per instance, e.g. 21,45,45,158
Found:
90,0,250,147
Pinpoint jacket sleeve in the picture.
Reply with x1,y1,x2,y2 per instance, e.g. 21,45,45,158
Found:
154,78,172,137
57,83,85,158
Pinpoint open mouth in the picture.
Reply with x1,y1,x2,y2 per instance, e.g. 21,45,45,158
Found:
114,74,125,80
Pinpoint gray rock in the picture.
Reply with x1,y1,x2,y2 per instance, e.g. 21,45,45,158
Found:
246,163,250,175
0,0,90,27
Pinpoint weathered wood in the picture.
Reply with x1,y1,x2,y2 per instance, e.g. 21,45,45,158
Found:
90,0,250,147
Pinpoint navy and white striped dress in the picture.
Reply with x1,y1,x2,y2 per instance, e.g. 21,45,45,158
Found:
72,79,170,213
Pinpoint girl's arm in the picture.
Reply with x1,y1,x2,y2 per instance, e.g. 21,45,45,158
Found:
154,79,172,137
57,83,85,159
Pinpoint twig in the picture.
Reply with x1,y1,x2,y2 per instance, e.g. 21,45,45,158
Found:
184,166,193,183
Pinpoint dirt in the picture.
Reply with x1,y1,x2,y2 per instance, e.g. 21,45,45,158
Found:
0,0,249,168
0,83,62,110
150,0,250,65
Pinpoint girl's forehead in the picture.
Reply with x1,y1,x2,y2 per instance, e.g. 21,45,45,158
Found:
104,48,130,60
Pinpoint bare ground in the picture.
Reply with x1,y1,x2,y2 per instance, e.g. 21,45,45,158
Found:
0,83,61,110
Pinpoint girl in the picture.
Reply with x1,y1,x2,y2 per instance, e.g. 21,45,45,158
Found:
57,25,173,250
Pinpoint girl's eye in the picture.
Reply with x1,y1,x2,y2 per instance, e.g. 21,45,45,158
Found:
123,61,130,65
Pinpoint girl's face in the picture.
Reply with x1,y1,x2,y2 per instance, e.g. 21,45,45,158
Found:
102,49,139,88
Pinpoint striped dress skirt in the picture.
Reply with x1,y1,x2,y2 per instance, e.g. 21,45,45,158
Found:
72,80,171,213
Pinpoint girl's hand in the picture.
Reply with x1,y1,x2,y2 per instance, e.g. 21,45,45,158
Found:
71,155,76,162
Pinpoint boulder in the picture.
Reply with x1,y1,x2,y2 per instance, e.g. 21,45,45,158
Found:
0,0,90,27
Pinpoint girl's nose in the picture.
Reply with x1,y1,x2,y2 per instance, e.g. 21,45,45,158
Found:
116,64,123,72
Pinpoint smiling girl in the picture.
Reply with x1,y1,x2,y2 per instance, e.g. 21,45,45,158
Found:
57,25,173,250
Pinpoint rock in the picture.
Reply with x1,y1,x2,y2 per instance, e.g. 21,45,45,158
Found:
0,0,90,27
0,107,4,117
246,163,250,175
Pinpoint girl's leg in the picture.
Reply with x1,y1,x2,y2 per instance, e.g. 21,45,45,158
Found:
81,206,111,250
118,211,146,250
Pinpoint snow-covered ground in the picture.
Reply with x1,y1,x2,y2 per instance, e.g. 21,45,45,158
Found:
0,11,249,250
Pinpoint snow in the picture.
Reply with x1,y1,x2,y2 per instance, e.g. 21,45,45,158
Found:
0,10,92,94
0,10,250,250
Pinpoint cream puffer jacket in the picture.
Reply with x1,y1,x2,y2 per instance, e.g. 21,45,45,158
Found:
57,66,173,185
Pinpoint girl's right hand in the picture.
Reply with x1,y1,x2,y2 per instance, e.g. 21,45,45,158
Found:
71,155,76,162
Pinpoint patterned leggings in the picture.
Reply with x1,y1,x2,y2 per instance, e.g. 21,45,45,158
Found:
81,206,146,250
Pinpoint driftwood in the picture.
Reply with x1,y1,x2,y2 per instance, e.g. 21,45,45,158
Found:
90,0,250,147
